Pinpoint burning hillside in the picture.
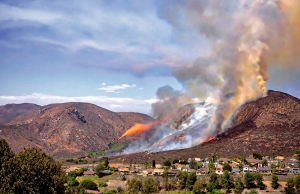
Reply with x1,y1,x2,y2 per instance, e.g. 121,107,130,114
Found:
120,0,300,154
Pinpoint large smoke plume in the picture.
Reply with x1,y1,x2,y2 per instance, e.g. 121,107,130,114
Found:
124,0,300,153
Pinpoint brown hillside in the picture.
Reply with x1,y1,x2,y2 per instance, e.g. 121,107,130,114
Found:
0,103,41,125
0,102,153,157
110,90,300,163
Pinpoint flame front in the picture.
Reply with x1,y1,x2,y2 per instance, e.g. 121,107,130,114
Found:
200,136,215,143
119,117,169,139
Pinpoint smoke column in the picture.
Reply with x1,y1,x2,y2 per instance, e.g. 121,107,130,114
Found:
153,0,300,137
124,0,300,153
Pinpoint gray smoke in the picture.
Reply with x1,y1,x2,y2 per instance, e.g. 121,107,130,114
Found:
124,0,300,153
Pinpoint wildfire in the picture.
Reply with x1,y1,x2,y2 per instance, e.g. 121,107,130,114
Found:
200,136,215,143
119,117,169,139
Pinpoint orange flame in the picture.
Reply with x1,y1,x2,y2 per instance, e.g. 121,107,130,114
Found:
119,117,169,139
200,136,215,143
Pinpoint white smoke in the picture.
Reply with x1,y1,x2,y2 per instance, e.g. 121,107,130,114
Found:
123,0,300,154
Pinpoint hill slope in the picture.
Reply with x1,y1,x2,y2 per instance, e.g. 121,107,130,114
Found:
0,102,153,157
0,103,41,124
110,90,300,163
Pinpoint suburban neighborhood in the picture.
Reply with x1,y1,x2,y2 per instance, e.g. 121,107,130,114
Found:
63,152,300,193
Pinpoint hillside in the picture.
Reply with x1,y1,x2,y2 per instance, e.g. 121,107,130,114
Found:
110,90,300,163
0,102,153,157
0,103,41,124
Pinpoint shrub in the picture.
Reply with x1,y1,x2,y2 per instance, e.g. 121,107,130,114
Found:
99,181,108,187
81,179,98,190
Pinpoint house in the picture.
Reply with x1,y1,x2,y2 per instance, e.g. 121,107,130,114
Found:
118,167,129,173
230,163,239,168
196,168,209,175
262,156,270,161
188,169,196,173
257,167,272,174
155,164,164,169
168,169,179,176
175,164,185,170
289,168,300,174
188,158,201,162
286,159,299,168
153,169,164,176
109,163,122,169
218,158,230,164
83,170,96,176
275,156,285,162
231,167,240,174
143,169,153,175
182,165,191,172
274,168,289,175
247,159,262,168
215,166,223,175
243,165,256,173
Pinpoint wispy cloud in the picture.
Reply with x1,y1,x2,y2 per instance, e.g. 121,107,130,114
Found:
97,84,137,93
0,1,208,77
0,93,155,114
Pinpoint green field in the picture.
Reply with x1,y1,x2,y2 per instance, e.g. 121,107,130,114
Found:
86,142,128,156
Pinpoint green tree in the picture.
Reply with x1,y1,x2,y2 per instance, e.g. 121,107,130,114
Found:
170,177,177,190
271,174,279,189
253,153,262,160
255,173,265,190
193,180,205,194
0,146,66,194
206,182,218,193
177,170,189,189
81,179,98,190
209,172,218,184
189,158,197,169
234,176,244,194
163,159,172,167
220,170,234,192
141,178,159,194
284,178,295,194
223,163,232,172
173,159,179,164
0,139,14,171
95,160,110,178
186,172,197,190
244,172,255,189
197,162,203,169
294,174,300,191
126,178,142,194
152,160,156,168
99,181,108,187
208,162,215,172
262,159,268,167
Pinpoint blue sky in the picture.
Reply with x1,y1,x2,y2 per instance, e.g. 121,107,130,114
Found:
0,1,299,114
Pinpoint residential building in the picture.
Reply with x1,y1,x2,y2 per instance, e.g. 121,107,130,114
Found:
83,170,96,176
143,169,153,176
257,167,272,174
168,169,179,176
153,169,164,176
196,168,209,175
289,168,300,174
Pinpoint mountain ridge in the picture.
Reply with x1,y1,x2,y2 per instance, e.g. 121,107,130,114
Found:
0,102,153,157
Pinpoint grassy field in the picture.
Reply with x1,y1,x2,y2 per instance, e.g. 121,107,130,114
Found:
86,142,128,156
76,174,125,190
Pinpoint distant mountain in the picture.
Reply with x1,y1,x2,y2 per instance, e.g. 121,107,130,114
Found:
0,102,153,157
0,103,41,124
110,90,300,163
